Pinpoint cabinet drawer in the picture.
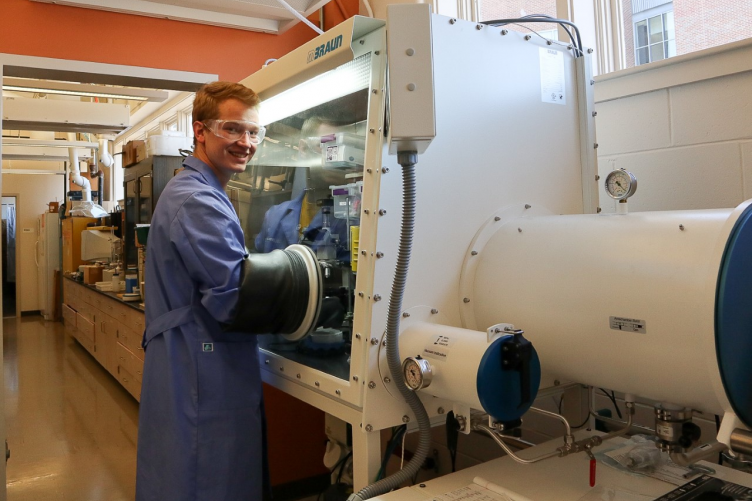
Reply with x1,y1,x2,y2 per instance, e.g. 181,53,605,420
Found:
62,304,77,329
77,302,97,324
75,328,95,355
76,313,95,344
115,342,143,383
124,307,145,334
114,302,130,326
117,324,145,361
90,294,104,312
117,365,142,402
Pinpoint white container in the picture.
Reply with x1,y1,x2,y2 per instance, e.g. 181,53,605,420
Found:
330,181,363,220
147,135,192,157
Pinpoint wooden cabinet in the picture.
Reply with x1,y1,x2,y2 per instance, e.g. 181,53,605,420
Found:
61,217,98,274
63,278,144,401
123,156,183,268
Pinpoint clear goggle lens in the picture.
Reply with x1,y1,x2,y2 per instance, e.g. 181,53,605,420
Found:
203,120,266,144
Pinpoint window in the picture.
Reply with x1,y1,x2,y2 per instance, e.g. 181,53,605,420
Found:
619,0,752,71
634,10,675,65
163,116,179,132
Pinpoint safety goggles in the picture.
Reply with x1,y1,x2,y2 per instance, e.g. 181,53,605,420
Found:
202,119,266,144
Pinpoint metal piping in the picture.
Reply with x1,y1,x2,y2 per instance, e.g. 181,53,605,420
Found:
529,406,572,438
475,425,561,464
731,429,752,457
670,441,728,467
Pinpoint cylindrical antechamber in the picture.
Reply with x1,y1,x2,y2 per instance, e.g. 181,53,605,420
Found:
398,322,541,423
469,201,752,428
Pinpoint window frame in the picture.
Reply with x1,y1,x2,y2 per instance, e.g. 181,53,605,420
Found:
633,3,675,66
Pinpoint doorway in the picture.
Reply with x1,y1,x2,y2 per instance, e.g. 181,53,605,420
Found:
1,196,17,318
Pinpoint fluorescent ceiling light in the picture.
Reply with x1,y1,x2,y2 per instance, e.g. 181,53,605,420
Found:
2,138,98,149
2,77,168,102
1,169,66,175
3,85,148,101
260,55,371,126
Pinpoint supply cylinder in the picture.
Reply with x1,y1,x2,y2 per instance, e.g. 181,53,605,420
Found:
471,201,752,427
398,322,541,423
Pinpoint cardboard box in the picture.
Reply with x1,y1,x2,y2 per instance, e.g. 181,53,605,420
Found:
123,140,147,167
83,265,103,284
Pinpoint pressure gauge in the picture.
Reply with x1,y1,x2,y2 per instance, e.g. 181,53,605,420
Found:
402,356,433,391
605,168,637,200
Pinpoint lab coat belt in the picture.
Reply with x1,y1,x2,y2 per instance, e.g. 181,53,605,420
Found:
142,305,194,348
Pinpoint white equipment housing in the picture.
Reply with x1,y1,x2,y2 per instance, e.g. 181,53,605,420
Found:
239,6,751,488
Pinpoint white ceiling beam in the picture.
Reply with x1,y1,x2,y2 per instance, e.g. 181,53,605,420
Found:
3,96,130,134
1,138,98,149
0,53,216,92
2,77,169,102
1,146,93,162
31,0,282,34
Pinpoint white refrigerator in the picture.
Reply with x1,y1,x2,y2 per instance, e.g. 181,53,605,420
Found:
36,212,60,321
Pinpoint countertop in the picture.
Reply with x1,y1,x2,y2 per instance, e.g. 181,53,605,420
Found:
65,275,145,313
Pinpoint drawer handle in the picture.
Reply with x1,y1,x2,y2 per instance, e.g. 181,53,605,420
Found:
120,356,126,362
137,347,144,351
122,378,129,383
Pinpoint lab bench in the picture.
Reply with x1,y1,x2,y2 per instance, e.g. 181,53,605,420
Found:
61,277,330,490
372,431,752,501
63,276,144,401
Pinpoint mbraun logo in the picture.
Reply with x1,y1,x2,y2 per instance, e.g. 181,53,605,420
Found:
307,34,344,63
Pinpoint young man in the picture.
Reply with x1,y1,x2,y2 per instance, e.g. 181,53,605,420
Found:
136,82,276,500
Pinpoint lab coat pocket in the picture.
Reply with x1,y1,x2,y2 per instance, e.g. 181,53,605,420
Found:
196,341,262,412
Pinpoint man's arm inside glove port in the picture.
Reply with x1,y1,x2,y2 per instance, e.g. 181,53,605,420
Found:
223,246,321,335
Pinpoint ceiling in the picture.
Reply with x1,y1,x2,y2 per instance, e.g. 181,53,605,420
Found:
31,0,330,34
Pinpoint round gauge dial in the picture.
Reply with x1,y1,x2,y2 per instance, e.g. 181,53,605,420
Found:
402,357,433,391
605,169,638,200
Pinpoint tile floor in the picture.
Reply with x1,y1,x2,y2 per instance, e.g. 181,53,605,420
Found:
3,316,320,501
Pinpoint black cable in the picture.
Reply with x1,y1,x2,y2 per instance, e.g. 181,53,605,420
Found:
715,415,723,465
377,425,407,481
447,412,460,473
482,16,583,55
573,412,591,429
411,468,420,485
520,13,578,50
336,451,353,485
599,388,622,419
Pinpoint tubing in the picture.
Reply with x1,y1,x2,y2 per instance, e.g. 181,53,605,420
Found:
68,147,91,202
349,152,430,500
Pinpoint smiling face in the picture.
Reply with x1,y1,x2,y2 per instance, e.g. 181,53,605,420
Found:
193,98,260,188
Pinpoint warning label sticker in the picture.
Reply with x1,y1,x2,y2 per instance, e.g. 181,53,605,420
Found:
326,145,339,162
423,335,456,362
609,316,647,334
539,47,566,105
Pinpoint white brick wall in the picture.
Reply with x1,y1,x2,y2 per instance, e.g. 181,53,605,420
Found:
594,41,752,213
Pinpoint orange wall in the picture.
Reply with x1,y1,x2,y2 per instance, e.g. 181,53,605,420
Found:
0,0,357,82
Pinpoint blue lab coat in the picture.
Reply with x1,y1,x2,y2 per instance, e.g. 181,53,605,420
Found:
136,156,266,501
254,190,306,253
255,190,351,261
